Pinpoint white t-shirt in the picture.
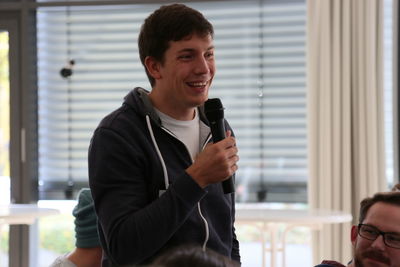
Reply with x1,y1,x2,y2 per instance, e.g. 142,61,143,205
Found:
155,108,200,161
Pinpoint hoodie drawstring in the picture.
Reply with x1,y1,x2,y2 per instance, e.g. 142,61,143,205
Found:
146,115,169,190
146,115,210,249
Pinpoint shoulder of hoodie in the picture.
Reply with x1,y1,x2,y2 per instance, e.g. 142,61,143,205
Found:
96,87,150,130
95,87,235,137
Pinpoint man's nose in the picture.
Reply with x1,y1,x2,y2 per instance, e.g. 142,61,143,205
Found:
371,235,386,251
194,57,210,74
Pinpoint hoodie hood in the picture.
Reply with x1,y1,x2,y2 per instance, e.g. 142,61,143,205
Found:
123,87,210,127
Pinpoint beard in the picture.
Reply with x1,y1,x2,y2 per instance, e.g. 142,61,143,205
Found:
353,248,391,267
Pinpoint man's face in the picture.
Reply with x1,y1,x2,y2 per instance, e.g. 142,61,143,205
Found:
351,202,400,267
149,33,215,116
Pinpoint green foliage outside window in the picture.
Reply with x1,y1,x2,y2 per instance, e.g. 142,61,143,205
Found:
0,227,8,253
39,214,75,254
0,31,10,178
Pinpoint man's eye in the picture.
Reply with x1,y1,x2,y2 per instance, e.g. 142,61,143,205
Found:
386,234,400,242
362,228,378,235
205,52,214,58
178,55,192,60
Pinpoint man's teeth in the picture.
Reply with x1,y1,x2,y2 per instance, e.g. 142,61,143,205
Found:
189,82,207,87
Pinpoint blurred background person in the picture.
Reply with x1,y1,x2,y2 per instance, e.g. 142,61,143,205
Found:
150,244,240,267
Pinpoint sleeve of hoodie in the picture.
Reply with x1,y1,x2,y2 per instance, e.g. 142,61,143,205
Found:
223,120,241,263
231,193,241,263
88,126,207,265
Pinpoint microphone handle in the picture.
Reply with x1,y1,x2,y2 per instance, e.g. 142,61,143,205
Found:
209,120,235,194
222,176,235,194
209,120,226,141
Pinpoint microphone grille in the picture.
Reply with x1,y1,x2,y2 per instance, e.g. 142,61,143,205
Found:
204,98,224,122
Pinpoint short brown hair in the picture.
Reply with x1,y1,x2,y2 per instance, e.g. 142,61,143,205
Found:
138,4,214,87
359,191,400,224
151,244,239,267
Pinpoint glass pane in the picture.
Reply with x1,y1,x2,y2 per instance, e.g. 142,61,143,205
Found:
36,1,307,202
0,30,10,267
37,200,75,266
383,0,394,188
0,31,10,203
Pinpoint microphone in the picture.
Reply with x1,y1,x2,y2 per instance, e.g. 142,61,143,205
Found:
204,98,235,194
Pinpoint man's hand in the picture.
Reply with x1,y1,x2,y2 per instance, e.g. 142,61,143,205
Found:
186,131,239,188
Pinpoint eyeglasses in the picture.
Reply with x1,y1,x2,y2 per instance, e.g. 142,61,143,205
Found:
358,224,400,249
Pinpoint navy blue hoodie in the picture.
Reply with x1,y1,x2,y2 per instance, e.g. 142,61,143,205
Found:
88,87,240,266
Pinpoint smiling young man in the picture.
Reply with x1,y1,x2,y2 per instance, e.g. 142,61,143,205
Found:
88,4,240,266
315,191,400,267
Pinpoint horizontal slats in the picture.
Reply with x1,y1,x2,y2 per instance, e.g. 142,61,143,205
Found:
37,0,308,201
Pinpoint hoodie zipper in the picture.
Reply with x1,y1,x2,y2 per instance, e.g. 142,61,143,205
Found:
145,114,212,250
197,135,212,250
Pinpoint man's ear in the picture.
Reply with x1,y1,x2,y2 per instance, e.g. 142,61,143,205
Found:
144,56,162,80
351,225,358,245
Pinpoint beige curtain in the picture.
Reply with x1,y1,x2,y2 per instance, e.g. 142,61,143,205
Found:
306,0,386,264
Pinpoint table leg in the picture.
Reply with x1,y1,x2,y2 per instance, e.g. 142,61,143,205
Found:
238,221,283,267
268,224,279,267
281,224,324,267
261,225,267,267
281,225,292,267
241,222,268,267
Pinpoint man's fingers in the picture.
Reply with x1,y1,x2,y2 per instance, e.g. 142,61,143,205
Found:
232,164,239,172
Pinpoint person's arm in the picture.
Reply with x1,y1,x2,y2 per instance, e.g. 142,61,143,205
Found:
89,127,206,265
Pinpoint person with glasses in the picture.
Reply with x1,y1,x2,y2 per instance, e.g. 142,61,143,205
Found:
315,191,400,267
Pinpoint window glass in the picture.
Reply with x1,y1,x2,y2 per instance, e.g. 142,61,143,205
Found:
37,1,308,202
0,31,10,204
384,0,394,188
0,29,10,267
35,2,310,265
37,200,75,267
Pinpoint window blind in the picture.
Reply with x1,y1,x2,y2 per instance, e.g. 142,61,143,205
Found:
37,0,307,201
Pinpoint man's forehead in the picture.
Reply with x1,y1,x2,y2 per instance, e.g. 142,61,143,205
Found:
363,202,400,229
167,35,214,53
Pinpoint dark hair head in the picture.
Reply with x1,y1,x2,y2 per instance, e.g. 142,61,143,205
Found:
138,3,214,87
151,245,239,267
359,191,400,224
